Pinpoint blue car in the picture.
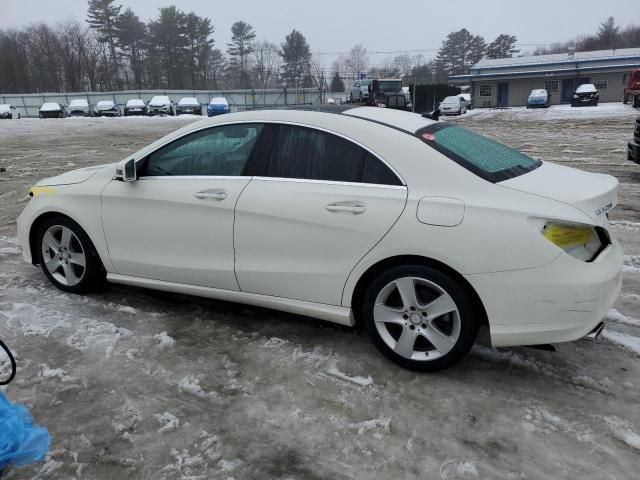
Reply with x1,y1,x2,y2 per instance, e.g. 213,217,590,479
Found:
207,97,230,117
527,89,550,108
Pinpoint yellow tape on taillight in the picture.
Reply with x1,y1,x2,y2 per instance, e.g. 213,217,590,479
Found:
544,224,593,249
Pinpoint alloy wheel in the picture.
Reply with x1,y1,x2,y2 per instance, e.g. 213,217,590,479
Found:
41,225,86,287
373,276,461,361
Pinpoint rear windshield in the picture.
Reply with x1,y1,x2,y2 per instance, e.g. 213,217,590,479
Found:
418,123,541,182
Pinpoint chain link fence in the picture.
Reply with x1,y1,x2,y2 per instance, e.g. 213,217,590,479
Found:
0,88,323,118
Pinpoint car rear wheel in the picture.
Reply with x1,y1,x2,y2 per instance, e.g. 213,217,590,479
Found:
362,265,478,371
37,216,105,294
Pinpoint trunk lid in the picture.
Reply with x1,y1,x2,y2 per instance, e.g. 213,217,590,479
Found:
499,162,617,225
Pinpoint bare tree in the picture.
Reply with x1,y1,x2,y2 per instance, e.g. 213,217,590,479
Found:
252,40,280,88
347,44,369,80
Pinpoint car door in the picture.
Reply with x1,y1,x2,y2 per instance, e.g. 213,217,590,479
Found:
234,123,408,306
101,123,264,290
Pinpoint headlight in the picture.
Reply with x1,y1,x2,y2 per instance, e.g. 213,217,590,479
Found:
573,94,579,99
377,103,387,108
542,221,609,262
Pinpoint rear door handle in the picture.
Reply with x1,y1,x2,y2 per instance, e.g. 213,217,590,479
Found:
194,189,227,201
325,202,367,214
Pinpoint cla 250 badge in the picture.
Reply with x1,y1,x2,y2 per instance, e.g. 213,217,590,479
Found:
595,203,613,216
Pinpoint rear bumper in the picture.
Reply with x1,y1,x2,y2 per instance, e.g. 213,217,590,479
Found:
629,139,640,163
466,239,623,347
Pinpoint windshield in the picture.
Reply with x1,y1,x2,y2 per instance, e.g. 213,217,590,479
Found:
378,81,402,93
179,98,199,105
97,101,114,108
69,99,88,107
150,96,170,104
418,123,541,183
576,84,596,93
0,105,10,112
126,99,145,107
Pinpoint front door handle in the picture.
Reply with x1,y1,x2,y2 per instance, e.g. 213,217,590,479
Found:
194,189,227,201
325,202,367,214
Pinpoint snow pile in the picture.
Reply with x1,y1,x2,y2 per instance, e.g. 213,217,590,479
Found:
347,417,391,436
0,237,21,257
67,321,133,358
153,331,176,350
604,416,640,450
111,399,143,436
0,302,70,337
177,375,219,400
602,331,640,355
39,363,73,383
154,412,180,433
623,255,640,274
439,459,480,480
605,309,640,327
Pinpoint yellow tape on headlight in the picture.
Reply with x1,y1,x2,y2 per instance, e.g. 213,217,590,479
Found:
29,186,58,197
544,224,593,249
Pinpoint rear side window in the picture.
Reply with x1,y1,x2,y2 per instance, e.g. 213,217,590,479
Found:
265,125,402,186
419,123,541,182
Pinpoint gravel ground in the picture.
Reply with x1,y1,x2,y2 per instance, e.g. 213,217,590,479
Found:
0,106,639,480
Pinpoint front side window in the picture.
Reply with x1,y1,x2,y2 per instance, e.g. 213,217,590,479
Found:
479,84,492,97
142,124,262,176
419,124,541,183
264,125,402,186
544,80,559,94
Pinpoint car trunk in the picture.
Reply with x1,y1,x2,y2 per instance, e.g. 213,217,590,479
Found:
499,162,617,226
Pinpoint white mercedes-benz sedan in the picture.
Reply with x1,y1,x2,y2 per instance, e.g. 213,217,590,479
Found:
16,106,623,371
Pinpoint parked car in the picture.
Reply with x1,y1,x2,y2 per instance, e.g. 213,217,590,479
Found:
67,99,92,117
39,102,66,119
527,89,550,108
368,79,409,110
459,93,473,110
0,104,20,119
94,100,121,117
207,97,230,117
572,84,599,107
628,115,640,163
176,97,203,116
17,107,622,371
439,96,467,115
124,99,147,116
147,96,175,116
350,79,372,103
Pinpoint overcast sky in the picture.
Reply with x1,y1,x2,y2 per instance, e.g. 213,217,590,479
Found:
3,0,638,64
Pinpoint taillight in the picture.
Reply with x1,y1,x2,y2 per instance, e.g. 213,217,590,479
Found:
542,221,609,262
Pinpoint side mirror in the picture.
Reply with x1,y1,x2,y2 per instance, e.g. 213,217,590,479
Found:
115,158,137,182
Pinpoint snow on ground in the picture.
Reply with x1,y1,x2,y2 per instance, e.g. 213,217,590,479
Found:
0,112,639,479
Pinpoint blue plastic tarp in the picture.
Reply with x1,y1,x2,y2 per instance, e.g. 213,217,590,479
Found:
0,392,51,469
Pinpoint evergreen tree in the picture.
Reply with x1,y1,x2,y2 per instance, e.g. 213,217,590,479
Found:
115,8,146,89
280,29,311,88
207,48,226,89
330,71,344,92
227,21,256,88
436,29,486,76
184,12,214,88
148,6,189,88
598,16,619,50
486,34,519,59
86,0,122,85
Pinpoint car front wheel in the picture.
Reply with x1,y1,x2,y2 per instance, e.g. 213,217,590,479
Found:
362,265,478,371
37,216,105,293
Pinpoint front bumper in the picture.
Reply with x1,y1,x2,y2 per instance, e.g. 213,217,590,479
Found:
629,139,640,163
125,108,146,116
466,239,623,347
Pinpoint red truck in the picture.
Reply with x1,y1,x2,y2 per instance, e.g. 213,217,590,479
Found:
624,68,640,107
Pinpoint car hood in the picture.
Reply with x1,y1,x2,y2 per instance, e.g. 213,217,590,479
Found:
36,164,110,186
499,162,617,225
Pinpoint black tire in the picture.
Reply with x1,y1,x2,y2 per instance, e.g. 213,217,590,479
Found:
36,216,105,294
361,264,478,371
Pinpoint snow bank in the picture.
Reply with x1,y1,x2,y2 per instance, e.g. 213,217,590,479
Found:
605,309,640,327
603,331,640,355
604,416,640,450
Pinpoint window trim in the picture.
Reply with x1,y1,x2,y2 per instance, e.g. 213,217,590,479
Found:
136,120,406,187
251,176,407,190
479,84,492,97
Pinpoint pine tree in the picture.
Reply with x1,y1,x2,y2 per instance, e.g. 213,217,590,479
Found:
436,29,486,76
280,29,311,88
87,0,122,86
598,17,619,50
148,6,189,88
486,34,519,59
227,21,256,88
330,71,344,92
115,8,146,89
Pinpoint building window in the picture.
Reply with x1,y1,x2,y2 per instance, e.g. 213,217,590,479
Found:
545,80,559,94
479,84,492,97
592,76,608,91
